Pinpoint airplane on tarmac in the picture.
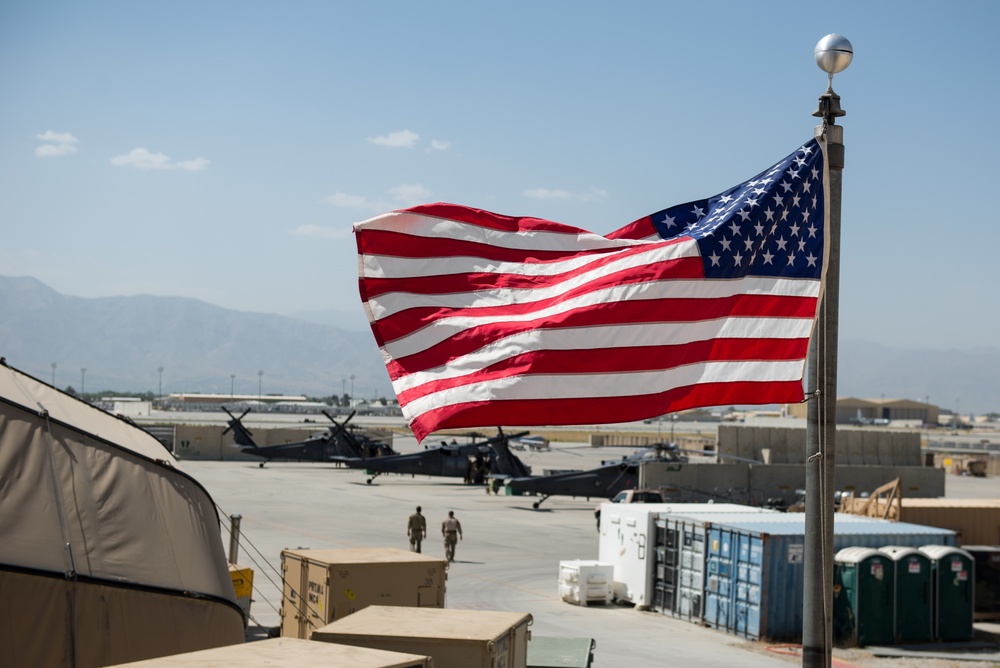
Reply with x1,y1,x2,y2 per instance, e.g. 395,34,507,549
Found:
337,428,532,484
850,408,890,426
222,408,394,467
504,442,690,509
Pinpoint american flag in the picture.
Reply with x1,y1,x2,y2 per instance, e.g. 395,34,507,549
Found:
356,139,826,441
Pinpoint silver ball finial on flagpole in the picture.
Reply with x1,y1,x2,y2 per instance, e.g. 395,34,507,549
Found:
814,34,853,82
813,34,852,124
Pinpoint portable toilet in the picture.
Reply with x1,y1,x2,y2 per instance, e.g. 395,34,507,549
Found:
920,545,975,641
880,546,933,643
833,547,894,647
963,546,1000,619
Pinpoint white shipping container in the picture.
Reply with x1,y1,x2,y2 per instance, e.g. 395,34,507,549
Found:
598,503,778,606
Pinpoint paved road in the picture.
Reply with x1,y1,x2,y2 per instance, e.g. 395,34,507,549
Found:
179,438,998,667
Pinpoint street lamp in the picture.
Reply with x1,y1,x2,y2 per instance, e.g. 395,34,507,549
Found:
258,370,263,405
803,33,852,668
231,374,236,399
80,368,86,396
158,367,164,398
350,374,355,401
51,362,57,386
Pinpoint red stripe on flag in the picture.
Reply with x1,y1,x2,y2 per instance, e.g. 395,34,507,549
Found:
403,203,594,235
383,295,817,377
395,337,811,405
372,259,707,342
360,238,695,299
358,228,606,264
407,380,807,441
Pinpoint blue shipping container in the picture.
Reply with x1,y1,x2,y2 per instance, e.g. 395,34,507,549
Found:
667,513,955,641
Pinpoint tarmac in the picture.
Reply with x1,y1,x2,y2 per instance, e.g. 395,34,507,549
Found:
178,433,1000,668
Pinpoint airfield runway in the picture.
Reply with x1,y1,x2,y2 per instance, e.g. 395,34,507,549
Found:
176,432,999,668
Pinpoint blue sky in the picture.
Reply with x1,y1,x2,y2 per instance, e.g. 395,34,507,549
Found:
2,1,998,351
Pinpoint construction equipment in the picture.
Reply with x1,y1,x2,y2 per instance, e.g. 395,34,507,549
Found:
837,478,902,520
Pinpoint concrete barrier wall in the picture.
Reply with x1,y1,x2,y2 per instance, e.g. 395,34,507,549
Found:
718,425,922,468
640,461,945,506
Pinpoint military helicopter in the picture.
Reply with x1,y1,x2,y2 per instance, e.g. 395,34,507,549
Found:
222,407,394,467
504,442,690,509
337,428,531,484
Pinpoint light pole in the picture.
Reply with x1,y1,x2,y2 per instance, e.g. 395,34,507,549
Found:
670,414,678,444
231,374,236,399
258,370,263,406
803,33,852,668
158,367,164,399
51,362,57,386
350,374,355,402
80,368,86,396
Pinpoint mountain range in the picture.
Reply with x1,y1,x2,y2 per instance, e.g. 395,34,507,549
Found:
0,275,390,400
1,274,997,414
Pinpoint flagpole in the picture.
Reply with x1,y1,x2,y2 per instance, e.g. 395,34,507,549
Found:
803,34,852,668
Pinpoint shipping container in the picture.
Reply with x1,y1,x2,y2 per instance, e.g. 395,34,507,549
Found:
598,503,777,608
312,606,532,668
963,545,1000,620
653,513,955,640
106,637,434,667
280,548,447,639
898,499,1000,546
558,560,613,606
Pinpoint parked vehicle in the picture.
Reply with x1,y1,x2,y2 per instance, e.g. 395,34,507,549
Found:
595,488,667,529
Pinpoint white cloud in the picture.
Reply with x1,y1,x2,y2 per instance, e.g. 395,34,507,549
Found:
111,148,172,169
389,183,431,206
35,130,79,158
579,187,609,202
524,188,572,200
327,192,372,209
36,130,78,144
110,147,210,171
35,143,78,157
368,130,419,148
176,157,210,171
326,184,432,213
429,139,450,151
524,187,608,202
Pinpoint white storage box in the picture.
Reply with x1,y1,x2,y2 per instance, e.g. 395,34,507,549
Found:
558,560,613,606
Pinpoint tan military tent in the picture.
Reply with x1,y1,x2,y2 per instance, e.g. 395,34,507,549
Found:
0,359,246,667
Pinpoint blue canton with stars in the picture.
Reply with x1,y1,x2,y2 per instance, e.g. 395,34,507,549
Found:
649,140,824,280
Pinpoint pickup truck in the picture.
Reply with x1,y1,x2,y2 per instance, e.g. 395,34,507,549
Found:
595,488,666,529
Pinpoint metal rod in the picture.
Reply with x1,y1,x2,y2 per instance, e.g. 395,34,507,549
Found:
228,513,242,564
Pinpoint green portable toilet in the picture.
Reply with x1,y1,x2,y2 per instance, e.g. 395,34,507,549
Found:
920,545,975,641
880,546,933,643
833,547,894,647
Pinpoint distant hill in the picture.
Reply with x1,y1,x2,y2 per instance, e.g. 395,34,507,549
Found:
0,275,391,399
1,274,997,414
835,340,1000,416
